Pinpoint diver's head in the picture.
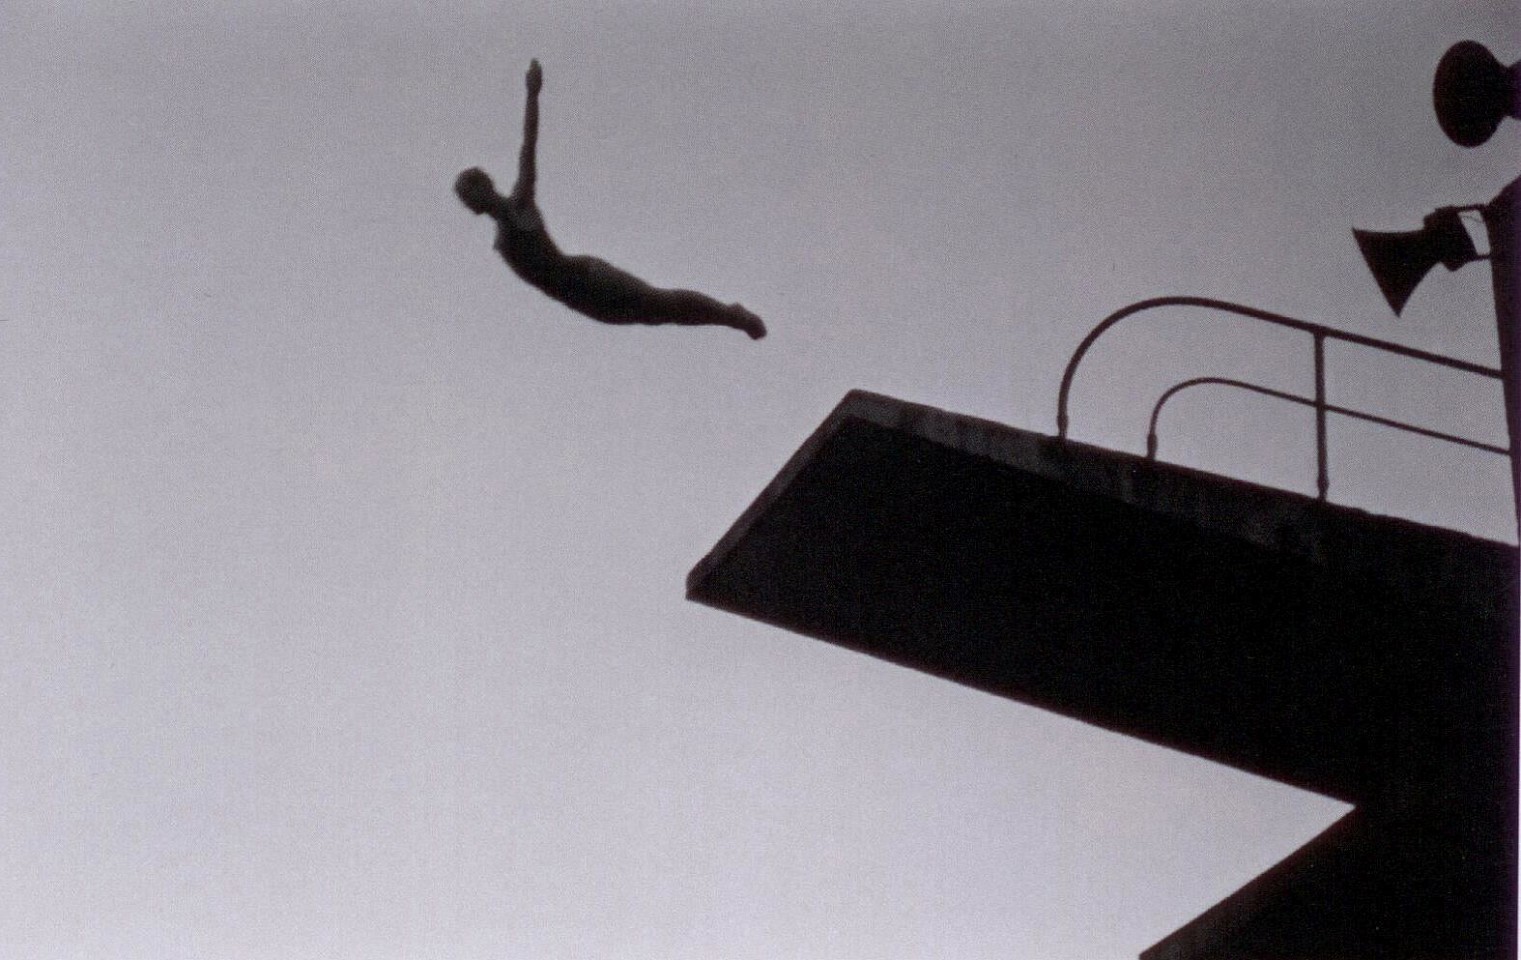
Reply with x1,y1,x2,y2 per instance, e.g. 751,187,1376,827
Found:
454,167,498,214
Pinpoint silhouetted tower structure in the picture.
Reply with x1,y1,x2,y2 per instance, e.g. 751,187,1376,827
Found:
689,43,1519,958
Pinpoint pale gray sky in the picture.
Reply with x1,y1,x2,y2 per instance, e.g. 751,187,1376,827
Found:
2,1,1516,958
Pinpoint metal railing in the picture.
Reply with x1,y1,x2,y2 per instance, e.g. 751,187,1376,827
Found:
1056,296,1509,499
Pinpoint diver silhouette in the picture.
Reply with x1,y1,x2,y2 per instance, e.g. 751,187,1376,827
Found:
456,60,766,340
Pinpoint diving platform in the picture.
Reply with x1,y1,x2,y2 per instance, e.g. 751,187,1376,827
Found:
687,389,1518,959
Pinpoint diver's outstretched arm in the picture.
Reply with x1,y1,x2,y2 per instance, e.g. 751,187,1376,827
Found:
513,59,543,202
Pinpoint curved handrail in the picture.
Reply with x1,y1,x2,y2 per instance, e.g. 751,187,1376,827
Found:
1056,296,1503,439
1146,376,1511,460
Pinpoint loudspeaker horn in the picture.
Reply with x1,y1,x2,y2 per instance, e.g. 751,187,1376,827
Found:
1353,207,1482,315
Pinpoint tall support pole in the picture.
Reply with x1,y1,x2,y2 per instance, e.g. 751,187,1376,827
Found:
1479,175,1520,960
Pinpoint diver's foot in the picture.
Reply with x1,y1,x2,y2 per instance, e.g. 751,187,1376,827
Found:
732,305,767,340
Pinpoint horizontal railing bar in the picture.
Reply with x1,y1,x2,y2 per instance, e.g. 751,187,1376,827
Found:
1324,404,1511,456
1147,376,1512,460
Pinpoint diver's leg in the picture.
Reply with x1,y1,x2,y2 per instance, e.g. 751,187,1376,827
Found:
555,255,766,338
647,288,767,338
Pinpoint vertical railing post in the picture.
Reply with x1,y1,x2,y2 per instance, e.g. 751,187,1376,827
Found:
1313,332,1329,500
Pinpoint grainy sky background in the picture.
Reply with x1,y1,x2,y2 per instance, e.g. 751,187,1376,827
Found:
2,1,1516,958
